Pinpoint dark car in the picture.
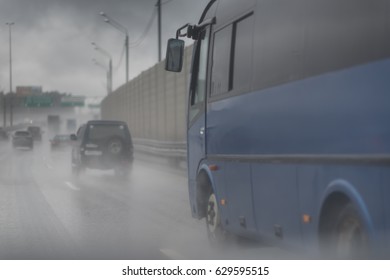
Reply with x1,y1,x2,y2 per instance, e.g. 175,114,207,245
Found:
27,126,42,141
0,128,9,141
12,130,33,149
71,120,133,178
50,134,72,150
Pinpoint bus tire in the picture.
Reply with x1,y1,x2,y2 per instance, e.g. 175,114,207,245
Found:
205,191,228,246
325,202,368,259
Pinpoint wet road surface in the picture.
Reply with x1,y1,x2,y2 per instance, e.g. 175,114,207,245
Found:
0,140,296,259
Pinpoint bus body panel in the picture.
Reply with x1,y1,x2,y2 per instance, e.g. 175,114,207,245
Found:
207,59,390,156
222,162,257,235
187,111,206,218
383,171,390,245
205,60,390,252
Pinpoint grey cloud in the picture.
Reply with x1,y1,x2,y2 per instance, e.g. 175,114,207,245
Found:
0,0,209,96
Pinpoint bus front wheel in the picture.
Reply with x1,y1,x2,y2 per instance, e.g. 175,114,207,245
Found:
206,191,227,245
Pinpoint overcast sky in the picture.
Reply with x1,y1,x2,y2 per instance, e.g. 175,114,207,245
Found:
0,0,209,98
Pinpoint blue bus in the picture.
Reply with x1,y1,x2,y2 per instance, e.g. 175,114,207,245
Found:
165,0,390,258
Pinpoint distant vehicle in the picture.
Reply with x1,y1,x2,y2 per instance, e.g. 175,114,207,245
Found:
66,119,77,132
0,128,9,141
50,134,72,150
12,131,33,149
47,115,60,135
165,0,390,258
71,120,133,179
27,126,42,141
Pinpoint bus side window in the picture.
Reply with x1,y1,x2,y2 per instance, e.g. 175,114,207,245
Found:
211,25,232,96
232,14,254,93
211,13,254,97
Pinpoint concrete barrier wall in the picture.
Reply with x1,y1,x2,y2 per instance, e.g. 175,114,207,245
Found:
101,45,193,146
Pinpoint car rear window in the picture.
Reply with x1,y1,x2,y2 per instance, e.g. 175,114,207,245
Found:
87,124,128,141
28,127,40,132
15,131,30,136
54,135,70,140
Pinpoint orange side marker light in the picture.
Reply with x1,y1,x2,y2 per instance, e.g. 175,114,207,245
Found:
209,164,219,171
302,214,312,224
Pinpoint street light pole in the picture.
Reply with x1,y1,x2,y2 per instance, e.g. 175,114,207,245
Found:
2,92,6,128
91,42,112,94
92,59,110,95
156,0,162,62
125,34,129,83
6,22,14,127
99,12,129,83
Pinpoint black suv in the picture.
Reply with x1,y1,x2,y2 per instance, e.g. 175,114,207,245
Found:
27,126,42,141
71,120,133,178
0,128,9,141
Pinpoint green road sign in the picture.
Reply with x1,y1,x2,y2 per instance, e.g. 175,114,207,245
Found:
60,96,85,107
25,96,52,107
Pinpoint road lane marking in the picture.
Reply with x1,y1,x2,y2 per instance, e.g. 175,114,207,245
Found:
64,181,80,191
159,248,185,260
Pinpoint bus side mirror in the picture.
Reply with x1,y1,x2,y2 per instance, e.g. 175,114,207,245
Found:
70,134,77,141
165,38,184,72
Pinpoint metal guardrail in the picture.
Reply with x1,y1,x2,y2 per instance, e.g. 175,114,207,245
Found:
133,138,187,160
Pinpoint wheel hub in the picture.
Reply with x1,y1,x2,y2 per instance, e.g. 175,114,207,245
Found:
207,194,219,233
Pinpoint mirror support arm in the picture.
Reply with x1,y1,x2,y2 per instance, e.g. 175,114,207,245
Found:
176,17,216,40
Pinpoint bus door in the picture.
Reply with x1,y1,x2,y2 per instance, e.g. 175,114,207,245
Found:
187,27,210,186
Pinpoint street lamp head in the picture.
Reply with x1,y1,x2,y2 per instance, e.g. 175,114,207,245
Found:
91,41,112,60
6,22,15,26
97,12,128,83
99,12,128,35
